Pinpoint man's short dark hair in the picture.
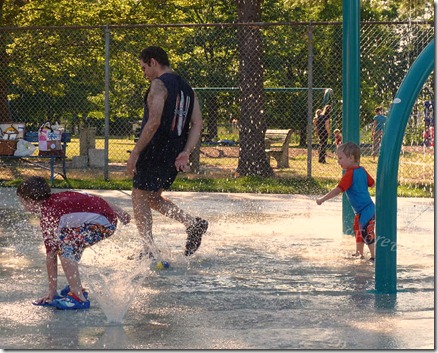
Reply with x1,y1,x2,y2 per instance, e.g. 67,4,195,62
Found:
139,46,170,66
17,176,51,201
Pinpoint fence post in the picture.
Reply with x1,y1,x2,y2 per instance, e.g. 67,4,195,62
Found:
191,89,202,172
306,21,314,178
104,25,110,181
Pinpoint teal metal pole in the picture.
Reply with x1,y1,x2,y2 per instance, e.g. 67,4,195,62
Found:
375,40,434,293
342,0,360,235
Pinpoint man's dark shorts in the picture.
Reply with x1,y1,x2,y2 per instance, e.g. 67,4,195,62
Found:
133,160,178,191
133,139,183,192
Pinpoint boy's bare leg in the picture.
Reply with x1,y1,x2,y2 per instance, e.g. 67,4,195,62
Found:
59,256,87,301
367,243,375,258
354,242,365,257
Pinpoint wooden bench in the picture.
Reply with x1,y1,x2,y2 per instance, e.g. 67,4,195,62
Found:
0,133,71,185
265,129,294,168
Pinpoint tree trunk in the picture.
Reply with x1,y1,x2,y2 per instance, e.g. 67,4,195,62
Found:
236,0,273,177
206,95,219,141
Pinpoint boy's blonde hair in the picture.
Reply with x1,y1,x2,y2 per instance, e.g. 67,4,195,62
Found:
338,141,361,162
334,128,340,134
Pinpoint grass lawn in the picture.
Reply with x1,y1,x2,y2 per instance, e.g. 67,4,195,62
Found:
0,138,433,197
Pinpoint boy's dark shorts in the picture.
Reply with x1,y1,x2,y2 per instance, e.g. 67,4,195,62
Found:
353,214,375,245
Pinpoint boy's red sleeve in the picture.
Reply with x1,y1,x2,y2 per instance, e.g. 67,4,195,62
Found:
337,168,354,192
366,170,375,187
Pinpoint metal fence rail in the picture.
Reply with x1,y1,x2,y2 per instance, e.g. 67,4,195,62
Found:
0,21,434,195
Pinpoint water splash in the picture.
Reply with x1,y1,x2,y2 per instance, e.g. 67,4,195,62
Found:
79,224,150,324
0,194,434,349
81,262,148,323
94,325,130,349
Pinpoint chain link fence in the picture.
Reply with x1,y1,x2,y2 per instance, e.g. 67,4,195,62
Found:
0,21,434,195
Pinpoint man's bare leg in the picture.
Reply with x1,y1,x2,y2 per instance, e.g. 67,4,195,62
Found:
147,188,197,228
132,188,156,255
353,242,365,258
367,243,375,259
132,188,208,257
147,190,208,256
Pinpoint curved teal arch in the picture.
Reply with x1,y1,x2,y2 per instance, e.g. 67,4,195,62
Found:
375,40,434,294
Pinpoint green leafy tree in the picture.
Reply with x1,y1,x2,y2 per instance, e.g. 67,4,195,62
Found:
167,0,239,141
5,0,177,129
0,0,432,155
0,0,29,122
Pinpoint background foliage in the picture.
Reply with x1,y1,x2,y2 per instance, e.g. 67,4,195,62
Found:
0,0,434,196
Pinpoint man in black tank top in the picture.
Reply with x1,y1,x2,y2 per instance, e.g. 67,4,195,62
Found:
127,46,208,259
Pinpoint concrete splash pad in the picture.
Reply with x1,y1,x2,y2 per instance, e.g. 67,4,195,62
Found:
0,188,434,349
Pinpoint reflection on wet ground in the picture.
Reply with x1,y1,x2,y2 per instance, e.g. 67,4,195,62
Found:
0,189,434,349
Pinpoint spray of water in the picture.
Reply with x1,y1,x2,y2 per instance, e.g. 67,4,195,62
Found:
79,224,151,324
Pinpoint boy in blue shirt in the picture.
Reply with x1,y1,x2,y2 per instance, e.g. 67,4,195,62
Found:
316,142,375,262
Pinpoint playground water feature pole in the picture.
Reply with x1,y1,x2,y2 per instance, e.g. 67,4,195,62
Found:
375,40,435,294
342,0,360,236
341,0,434,293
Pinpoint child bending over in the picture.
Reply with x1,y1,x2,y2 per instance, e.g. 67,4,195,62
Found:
17,176,131,309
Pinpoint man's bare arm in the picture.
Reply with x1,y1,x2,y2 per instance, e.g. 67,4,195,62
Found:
127,79,167,176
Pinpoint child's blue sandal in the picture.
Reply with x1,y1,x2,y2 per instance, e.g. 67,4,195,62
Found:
32,285,88,307
59,285,88,299
53,292,90,310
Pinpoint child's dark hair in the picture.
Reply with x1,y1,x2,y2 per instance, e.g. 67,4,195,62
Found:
338,142,361,162
139,46,170,66
17,176,51,201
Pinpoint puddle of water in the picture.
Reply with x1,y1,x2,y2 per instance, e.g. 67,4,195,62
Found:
0,193,434,349
79,226,150,324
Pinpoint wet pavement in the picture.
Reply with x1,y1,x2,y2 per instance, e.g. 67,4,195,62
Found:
0,187,434,349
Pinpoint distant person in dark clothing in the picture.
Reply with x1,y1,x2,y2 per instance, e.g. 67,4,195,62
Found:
316,104,331,163
372,106,387,159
